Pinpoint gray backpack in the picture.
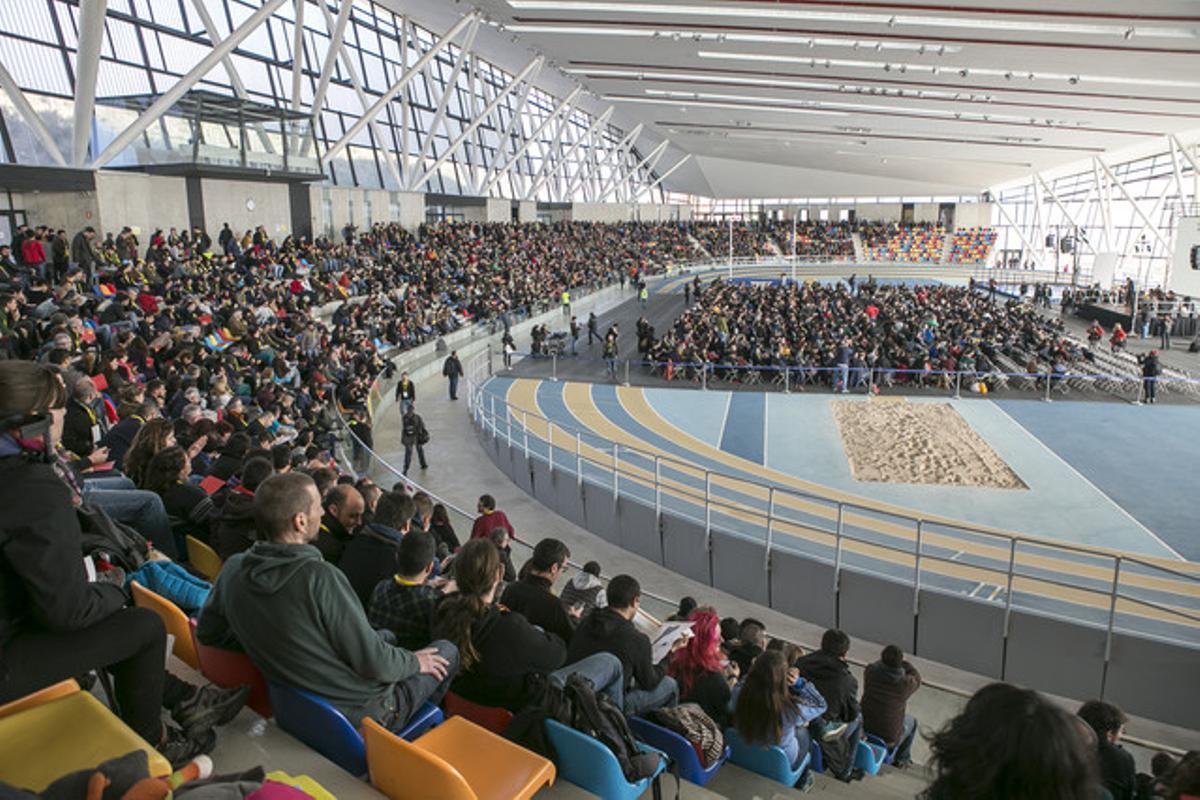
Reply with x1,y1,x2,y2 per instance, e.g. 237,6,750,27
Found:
647,703,725,767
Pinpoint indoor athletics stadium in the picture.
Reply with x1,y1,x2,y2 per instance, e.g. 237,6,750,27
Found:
0,0,1197,798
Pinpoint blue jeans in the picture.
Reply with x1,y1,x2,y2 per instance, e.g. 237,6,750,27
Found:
624,675,678,716
549,652,625,710
81,482,177,560
383,639,459,733
893,713,917,764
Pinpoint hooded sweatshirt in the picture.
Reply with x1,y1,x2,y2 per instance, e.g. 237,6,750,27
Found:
558,571,607,617
196,540,418,726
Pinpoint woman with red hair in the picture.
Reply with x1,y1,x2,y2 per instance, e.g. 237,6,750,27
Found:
668,610,737,727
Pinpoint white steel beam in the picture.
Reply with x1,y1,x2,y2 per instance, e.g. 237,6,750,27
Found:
0,64,66,166
477,70,539,195
1034,173,1096,254
522,99,578,200
324,12,478,165
640,152,691,194
410,56,542,193
408,16,480,190
1092,159,1113,250
993,198,1045,268
482,87,578,197
598,137,666,203
94,0,289,168
398,16,410,182
188,0,275,154
1097,158,1172,253
526,106,611,201
290,0,306,110
73,0,108,166
314,1,402,188
565,120,607,201
581,123,642,202
303,0,354,158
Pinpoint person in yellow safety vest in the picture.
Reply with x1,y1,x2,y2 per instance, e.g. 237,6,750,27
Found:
561,290,570,316
639,285,648,308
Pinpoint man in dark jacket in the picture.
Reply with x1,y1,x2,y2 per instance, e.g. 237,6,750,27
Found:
566,574,679,715
500,537,576,644
338,491,413,607
394,371,416,415
368,529,446,650
400,404,428,474
442,351,463,401
211,457,273,560
861,644,921,768
314,483,363,565
197,472,457,730
70,226,98,278
795,628,863,780
1139,350,1161,404
62,375,106,459
102,400,156,470
1078,700,1137,800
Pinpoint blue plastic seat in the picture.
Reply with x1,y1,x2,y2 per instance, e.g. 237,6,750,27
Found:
865,733,898,765
544,718,666,800
809,738,824,773
267,679,444,777
628,716,729,787
856,737,890,775
724,727,811,787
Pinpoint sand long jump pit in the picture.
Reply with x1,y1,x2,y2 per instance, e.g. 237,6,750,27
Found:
831,398,1027,489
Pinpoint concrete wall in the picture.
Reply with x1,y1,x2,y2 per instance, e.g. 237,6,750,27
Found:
200,178,291,239
93,172,188,239
309,187,426,237
854,203,902,222
485,198,511,222
22,190,100,236
517,201,536,222
913,203,941,224
955,202,996,229
570,202,631,223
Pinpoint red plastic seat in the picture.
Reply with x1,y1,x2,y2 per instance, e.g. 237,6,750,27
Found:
189,619,272,718
443,692,514,735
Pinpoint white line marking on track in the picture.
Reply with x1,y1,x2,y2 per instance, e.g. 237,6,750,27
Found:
716,391,733,451
988,402,1185,561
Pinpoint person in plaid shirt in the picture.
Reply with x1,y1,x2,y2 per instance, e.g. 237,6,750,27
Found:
368,529,452,651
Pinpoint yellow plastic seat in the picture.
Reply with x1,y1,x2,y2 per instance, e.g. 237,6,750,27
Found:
363,715,555,800
0,680,170,790
185,535,223,581
131,580,199,669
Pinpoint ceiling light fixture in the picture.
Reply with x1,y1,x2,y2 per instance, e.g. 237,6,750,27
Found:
502,24,958,53
696,51,1200,89
504,2,1199,40
603,94,849,115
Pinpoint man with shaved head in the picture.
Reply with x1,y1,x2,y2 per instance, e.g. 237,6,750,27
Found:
315,484,364,565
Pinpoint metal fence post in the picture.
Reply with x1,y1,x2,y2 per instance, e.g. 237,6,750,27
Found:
1001,538,1018,680
611,442,620,504
489,394,497,437
547,424,554,471
954,371,962,399
487,344,494,377
914,519,924,614
701,363,707,391
624,359,630,386
551,353,558,382
1101,556,1123,697
654,455,662,523
784,367,790,394
522,411,530,459
704,469,713,582
833,503,845,592
1044,370,1053,402
765,487,776,569
575,431,583,488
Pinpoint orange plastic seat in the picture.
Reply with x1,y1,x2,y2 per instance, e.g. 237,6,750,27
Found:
0,680,170,790
442,691,513,734
363,715,554,800
189,619,271,718
131,580,199,669
185,535,223,581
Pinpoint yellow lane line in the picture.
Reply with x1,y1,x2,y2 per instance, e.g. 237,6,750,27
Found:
621,386,1200,598
500,379,1198,628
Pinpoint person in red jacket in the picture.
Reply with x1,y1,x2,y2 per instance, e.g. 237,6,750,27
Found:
469,493,515,541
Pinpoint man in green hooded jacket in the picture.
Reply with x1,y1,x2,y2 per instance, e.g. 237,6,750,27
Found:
197,472,457,730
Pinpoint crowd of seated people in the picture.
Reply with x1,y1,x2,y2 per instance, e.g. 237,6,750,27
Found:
650,276,1083,389
861,221,946,263
690,221,777,258
766,220,857,260
948,227,998,265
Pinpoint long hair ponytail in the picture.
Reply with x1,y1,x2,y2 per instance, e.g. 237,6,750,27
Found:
434,539,501,671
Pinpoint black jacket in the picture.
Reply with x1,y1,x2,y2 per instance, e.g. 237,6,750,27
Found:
501,574,575,644
435,604,565,711
1097,740,1137,800
315,515,353,565
861,659,921,745
394,379,416,403
795,649,860,724
101,417,143,470
337,523,403,607
212,488,257,561
566,606,665,693
442,356,462,378
62,399,101,458
0,454,127,655
683,669,732,729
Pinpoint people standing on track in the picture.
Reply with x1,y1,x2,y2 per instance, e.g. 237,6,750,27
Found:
604,324,619,381
570,316,580,355
502,332,515,369
395,371,416,416
639,283,649,309
587,311,599,346
401,402,429,474
1138,350,1161,405
684,282,691,306
561,289,571,317
1159,313,1173,350
442,351,463,401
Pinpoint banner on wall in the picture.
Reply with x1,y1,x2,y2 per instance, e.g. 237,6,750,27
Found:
1168,215,1200,297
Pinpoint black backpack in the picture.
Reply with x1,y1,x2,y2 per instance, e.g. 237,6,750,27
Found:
562,673,662,784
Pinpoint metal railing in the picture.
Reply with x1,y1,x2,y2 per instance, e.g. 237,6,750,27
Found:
666,255,1078,286
465,348,1200,653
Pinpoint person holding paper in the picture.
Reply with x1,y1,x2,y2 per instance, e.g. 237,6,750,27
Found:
567,574,681,716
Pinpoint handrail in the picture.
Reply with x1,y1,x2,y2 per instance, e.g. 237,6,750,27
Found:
323,301,1193,757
